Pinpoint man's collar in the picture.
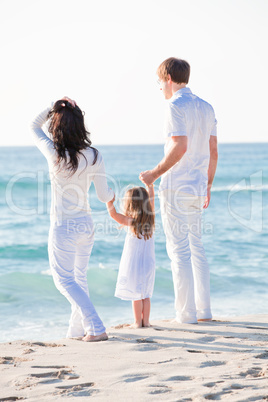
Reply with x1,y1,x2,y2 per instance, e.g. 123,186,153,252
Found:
171,87,192,100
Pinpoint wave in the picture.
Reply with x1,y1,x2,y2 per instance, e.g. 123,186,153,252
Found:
0,244,48,260
1,266,267,304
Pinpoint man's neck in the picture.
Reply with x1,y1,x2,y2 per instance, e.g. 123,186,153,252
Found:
171,82,187,96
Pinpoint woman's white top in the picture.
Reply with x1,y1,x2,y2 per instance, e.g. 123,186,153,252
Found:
31,106,114,225
115,229,155,301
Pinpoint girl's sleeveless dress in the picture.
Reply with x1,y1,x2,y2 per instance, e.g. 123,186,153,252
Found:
115,229,155,301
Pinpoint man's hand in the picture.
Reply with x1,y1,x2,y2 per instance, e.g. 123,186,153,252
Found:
203,187,211,209
139,170,156,186
140,137,187,186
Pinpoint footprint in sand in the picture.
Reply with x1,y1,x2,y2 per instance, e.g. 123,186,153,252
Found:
135,338,160,351
200,361,226,368
187,349,207,354
255,352,268,359
187,349,221,355
54,382,95,397
230,384,245,389
239,367,265,378
22,349,35,354
14,368,80,390
56,382,94,389
166,375,193,381
22,342,65,348
136,338,157,344
0,357,29,365
204,390,233,400
30,369,79,381
124,375,149,383
148,384,172,395
204,381,225,387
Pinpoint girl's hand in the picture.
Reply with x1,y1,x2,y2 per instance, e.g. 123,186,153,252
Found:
61,96,76,108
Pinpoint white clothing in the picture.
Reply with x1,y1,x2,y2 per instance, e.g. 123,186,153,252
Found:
115,229,155,301
31,105,113,337
31,106,114,225
48,216,105,336
159,88,217,196
160,191,212,324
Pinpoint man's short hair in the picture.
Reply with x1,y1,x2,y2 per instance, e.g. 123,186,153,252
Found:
157,57,190,84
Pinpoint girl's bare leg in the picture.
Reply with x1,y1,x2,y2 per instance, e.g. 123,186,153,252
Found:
132,300,143,328
142,298,151,327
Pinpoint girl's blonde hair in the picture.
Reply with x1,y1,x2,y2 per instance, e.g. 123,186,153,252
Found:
124,187,154,240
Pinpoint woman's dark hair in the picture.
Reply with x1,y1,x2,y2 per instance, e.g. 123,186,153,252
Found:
47,100,98,174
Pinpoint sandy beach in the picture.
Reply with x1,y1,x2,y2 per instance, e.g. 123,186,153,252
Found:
0,315,267,401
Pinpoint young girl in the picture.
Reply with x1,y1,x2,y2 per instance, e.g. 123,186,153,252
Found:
107,185,155,328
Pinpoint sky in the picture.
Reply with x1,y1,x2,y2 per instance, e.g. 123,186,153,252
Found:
0,0,267,146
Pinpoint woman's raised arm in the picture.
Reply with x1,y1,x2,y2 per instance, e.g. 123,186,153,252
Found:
30,104,55,160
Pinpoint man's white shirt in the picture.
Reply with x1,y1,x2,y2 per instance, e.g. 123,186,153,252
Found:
159,87,217,196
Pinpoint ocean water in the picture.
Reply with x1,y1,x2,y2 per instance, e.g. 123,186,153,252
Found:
0,144,267,343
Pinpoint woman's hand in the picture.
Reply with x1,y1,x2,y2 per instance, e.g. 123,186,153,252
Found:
61,96,76,108
109,192,115,204
106,192,115,209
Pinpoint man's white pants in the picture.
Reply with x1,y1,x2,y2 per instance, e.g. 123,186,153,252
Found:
48,216,106,337
160,190,212,324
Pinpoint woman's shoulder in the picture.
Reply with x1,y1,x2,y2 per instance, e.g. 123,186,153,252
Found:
82,147,102,165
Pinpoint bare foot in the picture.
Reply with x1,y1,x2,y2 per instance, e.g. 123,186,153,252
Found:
82,332,108,342
142,322,151,328
198,318,212,322
128,323,142,329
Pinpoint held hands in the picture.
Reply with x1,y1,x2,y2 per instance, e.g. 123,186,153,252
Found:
139,170,156,186
106,192,115,213
108,193,115,205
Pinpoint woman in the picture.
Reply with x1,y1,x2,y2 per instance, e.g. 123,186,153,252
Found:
31,96,114,342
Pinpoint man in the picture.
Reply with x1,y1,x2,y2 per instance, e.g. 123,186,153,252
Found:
140,57,218,324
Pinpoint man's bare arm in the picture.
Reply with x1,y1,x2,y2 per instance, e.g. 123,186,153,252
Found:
140,136,187,186
203,135,218,209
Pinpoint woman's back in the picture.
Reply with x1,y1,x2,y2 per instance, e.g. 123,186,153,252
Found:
30,103,113,224
30,97,111,342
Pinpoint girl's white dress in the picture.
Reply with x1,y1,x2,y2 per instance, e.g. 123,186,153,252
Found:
115,229,155,301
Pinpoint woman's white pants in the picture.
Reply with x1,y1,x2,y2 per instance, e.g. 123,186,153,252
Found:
48,216,106,337
159,190,212,324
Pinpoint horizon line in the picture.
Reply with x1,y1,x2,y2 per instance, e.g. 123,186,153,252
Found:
0,141,268,148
